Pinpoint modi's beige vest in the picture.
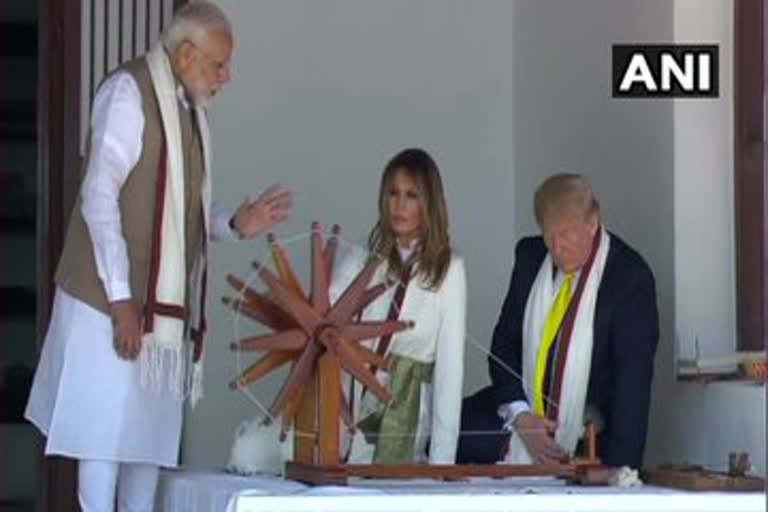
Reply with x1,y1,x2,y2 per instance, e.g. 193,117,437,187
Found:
56,57,204,316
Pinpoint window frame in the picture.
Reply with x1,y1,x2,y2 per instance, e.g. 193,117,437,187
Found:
734,0,767,351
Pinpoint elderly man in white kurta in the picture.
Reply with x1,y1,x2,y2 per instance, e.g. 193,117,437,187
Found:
25,3,292,511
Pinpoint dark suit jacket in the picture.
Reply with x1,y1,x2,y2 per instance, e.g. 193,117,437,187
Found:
488,233,659,468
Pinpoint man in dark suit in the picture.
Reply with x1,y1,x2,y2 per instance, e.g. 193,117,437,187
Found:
457,173,658,469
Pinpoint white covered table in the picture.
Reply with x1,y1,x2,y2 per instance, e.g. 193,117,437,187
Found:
155,467,765,512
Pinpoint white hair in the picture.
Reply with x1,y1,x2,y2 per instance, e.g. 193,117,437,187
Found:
162,1,232,53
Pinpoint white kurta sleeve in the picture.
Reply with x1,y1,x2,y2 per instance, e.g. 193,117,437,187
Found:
428,256,467,464
80,72,144,303
210,201,239,241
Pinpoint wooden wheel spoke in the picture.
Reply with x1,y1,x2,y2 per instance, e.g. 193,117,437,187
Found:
324,224,341,281
355,283,391,314
325,335,391,403
341,320,413,343
338,348,391,403
224,275,297,330
226,274,265,304
311,222,331,314
232,328,308,352
269,342,322,418
268,234,305,298
328,257,380,324
253,259,322,335
229,351,297,389
347,343,393,371
221,296,295,332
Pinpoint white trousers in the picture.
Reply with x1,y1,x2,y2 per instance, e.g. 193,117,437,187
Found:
78,460,159,512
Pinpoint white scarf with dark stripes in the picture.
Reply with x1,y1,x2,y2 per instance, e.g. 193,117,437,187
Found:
141,42,211,406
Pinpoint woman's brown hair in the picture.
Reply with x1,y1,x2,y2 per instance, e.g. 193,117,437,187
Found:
368,148,451,290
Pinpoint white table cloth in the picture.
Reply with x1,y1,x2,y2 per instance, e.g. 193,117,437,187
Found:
155,467,766,512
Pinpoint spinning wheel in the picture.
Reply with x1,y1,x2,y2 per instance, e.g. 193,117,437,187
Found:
224,222,411,470
224,222,608,486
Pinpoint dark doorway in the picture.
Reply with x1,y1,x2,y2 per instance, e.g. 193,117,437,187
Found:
1,3,39,511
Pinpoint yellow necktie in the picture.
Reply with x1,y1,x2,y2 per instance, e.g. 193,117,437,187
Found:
533,272,574,415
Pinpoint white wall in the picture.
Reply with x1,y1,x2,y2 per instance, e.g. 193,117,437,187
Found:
673,0,736,360
183,0,516,466
645,0,766,473
510,0,675,281
182,0,766,474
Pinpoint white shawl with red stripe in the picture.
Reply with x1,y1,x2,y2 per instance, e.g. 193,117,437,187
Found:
140,42,211,406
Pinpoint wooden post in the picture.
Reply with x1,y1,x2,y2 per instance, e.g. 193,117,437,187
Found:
317,351,341,465
585,421,597,462
293,371,317,464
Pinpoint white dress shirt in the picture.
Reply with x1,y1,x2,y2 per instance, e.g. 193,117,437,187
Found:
80,71,237,303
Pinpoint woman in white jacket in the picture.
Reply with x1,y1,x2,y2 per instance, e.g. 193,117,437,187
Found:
332,148,466,465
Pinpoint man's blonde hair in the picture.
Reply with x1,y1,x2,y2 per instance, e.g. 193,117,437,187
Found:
162,1,232,53
534,173,600,227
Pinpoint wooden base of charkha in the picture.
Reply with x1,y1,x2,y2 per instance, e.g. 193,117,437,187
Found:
285,459,609,486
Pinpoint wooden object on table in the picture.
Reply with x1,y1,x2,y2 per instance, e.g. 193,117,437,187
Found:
729,452,752,477
642,464,766,492
740,357,768,381
569,466,618,486
678,350,767,382
225,223,410,466
565,421,609,485
285,462,581,486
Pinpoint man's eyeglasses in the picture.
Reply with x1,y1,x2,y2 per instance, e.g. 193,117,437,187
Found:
187,40,231,74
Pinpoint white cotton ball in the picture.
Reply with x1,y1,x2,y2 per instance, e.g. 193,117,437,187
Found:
227,415,294,476
610,466,643,488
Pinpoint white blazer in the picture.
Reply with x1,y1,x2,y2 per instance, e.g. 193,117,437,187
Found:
330,246,467,464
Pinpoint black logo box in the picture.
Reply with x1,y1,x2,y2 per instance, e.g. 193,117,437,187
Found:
612,44,719,98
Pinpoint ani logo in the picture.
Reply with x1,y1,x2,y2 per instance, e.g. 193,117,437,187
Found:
612,44,718,98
